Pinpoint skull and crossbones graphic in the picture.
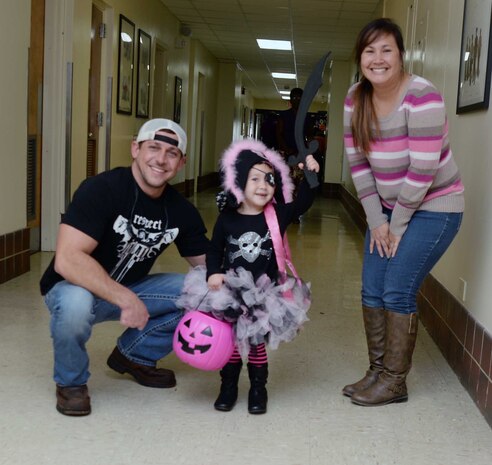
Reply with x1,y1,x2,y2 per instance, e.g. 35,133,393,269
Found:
228,231,272,263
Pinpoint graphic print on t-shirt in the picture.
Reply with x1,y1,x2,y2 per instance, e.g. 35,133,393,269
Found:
110,214,178,282
227,230,272,263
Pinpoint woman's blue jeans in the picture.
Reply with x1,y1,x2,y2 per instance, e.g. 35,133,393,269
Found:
362,210,463,314
44,273,185,387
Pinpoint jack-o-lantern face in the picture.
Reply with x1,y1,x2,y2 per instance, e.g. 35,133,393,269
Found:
177,318,213,354
173,311,235,371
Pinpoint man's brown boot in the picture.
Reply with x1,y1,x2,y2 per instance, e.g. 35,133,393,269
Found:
342,306,385,397
107,347,176,388
56,385,91,416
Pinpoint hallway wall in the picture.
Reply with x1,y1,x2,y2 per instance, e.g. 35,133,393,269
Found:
0,1,30,237
325,60,351,184
214,62,238,164
186,40,219,179
390,0,492,334
0,1,31,283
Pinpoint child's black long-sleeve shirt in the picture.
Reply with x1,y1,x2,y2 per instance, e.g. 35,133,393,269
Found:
206,179,316,281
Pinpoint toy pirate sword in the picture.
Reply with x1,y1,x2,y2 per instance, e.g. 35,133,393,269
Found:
289,52,331,188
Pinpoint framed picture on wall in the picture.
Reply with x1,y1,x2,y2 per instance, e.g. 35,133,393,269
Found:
117,15,135,115
456,0,492,114
174,76,182,123
136,29,151,118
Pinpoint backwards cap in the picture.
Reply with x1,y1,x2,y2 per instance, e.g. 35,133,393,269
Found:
136,118,187,154
220,139,294,205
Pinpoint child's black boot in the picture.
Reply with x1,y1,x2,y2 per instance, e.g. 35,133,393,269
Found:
247,363,268,414
214,361,242,411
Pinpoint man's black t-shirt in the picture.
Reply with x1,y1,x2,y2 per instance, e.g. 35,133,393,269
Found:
40,167,209,295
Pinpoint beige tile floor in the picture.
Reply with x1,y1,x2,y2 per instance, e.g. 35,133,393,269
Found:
1,192,491,465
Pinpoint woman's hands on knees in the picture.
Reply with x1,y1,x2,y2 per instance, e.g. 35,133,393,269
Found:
370,223,401,258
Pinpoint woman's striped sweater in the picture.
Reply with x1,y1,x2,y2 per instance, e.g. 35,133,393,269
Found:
343,75,464,236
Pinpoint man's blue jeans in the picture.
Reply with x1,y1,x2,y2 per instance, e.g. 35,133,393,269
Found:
362,210,463,314
44,273,185,386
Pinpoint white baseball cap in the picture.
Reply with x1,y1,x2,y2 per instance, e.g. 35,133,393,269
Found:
136,119,187,154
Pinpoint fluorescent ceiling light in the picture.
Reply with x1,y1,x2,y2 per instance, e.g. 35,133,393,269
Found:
257,39,292,50
272,72,296,79
279,91,290,95
282,96,290,100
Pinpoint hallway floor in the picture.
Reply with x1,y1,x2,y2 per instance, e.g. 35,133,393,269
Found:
1,192,491,465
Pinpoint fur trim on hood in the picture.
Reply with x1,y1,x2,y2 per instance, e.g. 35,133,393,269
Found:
220,139,294,205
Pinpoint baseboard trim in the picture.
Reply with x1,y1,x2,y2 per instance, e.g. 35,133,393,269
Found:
0,228,30,284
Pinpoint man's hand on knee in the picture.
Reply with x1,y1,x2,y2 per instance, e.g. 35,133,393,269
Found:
119,293,149,330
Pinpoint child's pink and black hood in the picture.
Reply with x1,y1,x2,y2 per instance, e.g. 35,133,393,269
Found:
220,139,294,206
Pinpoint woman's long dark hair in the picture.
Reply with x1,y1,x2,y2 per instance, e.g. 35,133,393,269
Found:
351,18,405,155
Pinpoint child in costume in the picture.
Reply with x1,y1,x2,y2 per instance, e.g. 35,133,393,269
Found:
177,139,319,414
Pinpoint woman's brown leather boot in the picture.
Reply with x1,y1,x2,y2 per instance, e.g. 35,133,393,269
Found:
342,306,385,397
351,311,418,406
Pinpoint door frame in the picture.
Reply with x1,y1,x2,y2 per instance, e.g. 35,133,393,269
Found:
193,72,205,194
41,0,74,251
41,0,113,251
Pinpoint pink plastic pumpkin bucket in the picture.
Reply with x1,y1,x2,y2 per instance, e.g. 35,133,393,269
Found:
173,311,235,371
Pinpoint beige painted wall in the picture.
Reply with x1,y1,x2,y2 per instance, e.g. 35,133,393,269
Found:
325,0,384,191
0,1,30,236
325,60,351,184
425,0,492,333
340,57,359,197
186,39,219,179
214,62,237,165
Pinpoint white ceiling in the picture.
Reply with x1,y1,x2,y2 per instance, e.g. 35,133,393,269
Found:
159,0,382,101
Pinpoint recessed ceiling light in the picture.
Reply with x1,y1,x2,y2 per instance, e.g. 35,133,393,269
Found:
281,96,290,100
279,91,290,95
272,72,296,79
256,39,292,51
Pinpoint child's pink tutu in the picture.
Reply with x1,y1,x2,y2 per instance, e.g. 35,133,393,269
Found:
176,266,311,356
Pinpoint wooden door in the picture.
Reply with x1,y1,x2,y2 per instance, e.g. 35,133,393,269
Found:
26,0,45,251
87,4,103,177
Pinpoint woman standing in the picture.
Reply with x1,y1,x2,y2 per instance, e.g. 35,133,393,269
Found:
343,18,464,406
